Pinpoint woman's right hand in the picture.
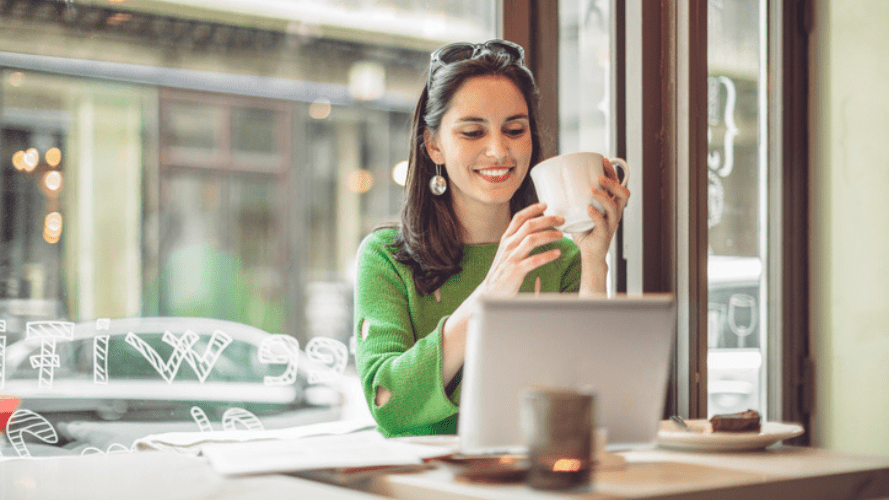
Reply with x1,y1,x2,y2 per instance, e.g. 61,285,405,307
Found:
441,203,564,386
478,202,565,297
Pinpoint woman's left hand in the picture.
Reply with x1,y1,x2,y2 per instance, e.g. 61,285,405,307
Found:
570,158,631,262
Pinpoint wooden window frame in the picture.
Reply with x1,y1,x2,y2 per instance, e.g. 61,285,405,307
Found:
505,0,811,440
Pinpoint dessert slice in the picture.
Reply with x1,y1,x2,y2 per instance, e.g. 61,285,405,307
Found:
709,409,761,432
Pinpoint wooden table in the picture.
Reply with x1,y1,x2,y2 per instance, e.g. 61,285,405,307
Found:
3,444,889,500
368,446,889,500
0,450,386,500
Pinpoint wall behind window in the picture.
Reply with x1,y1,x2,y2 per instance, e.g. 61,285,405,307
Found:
811,0,889,454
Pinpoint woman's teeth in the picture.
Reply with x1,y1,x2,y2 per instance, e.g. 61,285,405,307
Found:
478,168,510,177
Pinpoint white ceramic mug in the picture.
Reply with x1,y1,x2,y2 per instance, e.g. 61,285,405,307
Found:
530,152,630,233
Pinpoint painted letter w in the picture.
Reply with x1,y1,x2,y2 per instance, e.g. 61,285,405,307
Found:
125,330,232,383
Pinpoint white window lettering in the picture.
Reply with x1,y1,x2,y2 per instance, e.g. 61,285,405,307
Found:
125,329,232,383
3,409,58,458
190,406,214,432
189,406,265,433
258,335,300,386
189,329,233,381
80,443,132,456
93,335,110,384
26,321,75,389
305,337,348,384
221,407,264,432
106,443,132,454
707,75,739,229
125,330,196,384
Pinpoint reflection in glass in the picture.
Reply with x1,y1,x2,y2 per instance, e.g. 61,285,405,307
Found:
231,107,277,155
0,0,497,457
558,0,615,291
559,0,612,155
706,0,767,418
163,103,222,154
727,293,757,348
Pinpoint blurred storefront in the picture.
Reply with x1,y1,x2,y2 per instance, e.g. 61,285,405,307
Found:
0,0,497,346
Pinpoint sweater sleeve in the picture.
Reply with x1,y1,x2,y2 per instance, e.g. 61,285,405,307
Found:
559,238,582,292
353,234,459,437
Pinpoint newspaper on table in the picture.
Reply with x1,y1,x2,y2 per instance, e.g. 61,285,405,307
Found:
133,418,381,456
202,428,456,476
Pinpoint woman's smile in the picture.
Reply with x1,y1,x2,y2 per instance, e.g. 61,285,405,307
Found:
475,166,514,183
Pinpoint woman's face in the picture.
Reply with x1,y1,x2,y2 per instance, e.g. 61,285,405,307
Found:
425,75,533,214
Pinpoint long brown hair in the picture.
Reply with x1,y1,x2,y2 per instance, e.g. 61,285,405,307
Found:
384,45,543,296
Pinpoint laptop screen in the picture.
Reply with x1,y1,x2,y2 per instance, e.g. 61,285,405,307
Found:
457,294,676,455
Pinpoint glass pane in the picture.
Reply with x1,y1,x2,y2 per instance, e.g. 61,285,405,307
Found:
161,102,225,165
706,0,768,417
231,107,277,155
559,0,612,155
0,0,497,459
1,126,66,321
227,177,286,335
231,106,286,170
155,174,229,318
558,0,616,292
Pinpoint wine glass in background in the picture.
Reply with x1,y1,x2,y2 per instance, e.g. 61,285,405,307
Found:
727,293,757,348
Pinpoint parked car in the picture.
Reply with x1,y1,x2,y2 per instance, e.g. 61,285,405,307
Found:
2,317,339,422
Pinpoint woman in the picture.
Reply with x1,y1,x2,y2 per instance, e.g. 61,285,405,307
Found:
354,40,630,437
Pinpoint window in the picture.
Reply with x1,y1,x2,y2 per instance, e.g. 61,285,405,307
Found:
0,0,813,458
706,0,768,418
620,0,810,434
0,0,497,457
558,0,620,292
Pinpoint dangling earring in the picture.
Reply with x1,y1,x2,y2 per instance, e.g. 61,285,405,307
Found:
429,164,447,196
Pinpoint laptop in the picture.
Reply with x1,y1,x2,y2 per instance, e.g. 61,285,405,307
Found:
457,293,676,455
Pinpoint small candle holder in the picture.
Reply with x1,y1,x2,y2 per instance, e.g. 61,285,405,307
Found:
521,387,595,491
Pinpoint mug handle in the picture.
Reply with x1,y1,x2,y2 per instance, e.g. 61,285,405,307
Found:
609,158,630,187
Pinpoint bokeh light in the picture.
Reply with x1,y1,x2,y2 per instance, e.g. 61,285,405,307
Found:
45,212,63,234
309,98,331,120
23,148,39,172
44,171,63,191
44,230,61,244
348,61,386,102
106,13,132,25
12,151,26,171
44,212,63,244
9,72,24,87
45,147,62,167
347,169,374,194
392,160,408,187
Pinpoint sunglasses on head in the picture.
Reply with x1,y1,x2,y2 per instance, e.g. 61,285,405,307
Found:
427,39,526,91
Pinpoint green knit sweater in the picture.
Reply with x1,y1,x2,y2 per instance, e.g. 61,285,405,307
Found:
353,227,582,437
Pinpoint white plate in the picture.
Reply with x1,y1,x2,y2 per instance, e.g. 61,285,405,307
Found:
656,419,805,452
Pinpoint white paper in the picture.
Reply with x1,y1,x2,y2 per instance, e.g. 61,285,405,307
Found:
133,418,378,455
203,430,455,476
